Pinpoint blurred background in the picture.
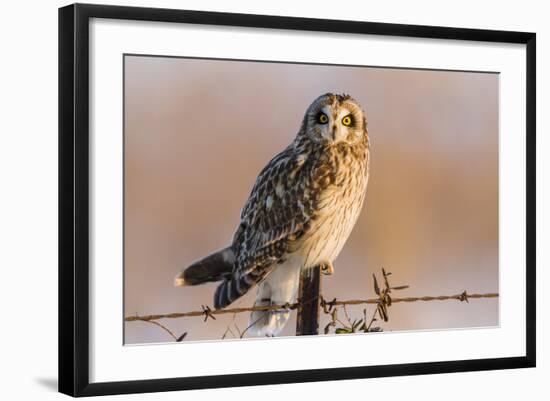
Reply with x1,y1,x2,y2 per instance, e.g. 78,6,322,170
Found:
124,55,499,344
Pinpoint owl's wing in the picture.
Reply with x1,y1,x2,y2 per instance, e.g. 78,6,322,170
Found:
236,150,313,270
214,146,331,309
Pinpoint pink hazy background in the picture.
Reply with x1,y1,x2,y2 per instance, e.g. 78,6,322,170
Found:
124,55,499,344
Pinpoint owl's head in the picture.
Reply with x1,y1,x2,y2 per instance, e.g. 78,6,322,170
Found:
302,93,367,145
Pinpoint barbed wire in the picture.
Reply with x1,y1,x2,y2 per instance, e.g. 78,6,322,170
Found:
124,291,498,323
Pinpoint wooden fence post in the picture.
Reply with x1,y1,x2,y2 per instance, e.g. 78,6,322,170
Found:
296,265,322,335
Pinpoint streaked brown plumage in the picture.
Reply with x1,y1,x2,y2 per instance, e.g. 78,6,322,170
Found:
175,93,370,336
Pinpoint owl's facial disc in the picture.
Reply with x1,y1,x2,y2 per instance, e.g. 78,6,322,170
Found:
315,105,360,144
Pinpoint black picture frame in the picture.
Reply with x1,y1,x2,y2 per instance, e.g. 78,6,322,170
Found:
58,3,536,397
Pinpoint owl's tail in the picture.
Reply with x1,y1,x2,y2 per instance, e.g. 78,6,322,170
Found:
175,249,301,338
174,247,235,287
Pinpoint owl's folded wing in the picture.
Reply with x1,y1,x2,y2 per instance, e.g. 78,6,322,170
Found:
212,144,337,309
233,145,333,275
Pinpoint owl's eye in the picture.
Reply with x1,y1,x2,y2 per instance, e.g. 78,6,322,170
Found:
342,115,353,127
317,112,329,124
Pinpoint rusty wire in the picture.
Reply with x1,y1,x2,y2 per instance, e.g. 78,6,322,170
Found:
125,291,498,323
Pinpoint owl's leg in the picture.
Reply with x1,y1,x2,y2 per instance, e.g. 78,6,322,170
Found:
321,261,334,276
247,261,301,337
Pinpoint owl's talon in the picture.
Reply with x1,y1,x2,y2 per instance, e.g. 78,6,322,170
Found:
321,262,334,275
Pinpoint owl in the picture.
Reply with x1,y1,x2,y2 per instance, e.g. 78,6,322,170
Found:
175,93,370,336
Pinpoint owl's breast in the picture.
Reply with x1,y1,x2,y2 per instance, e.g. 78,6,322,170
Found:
297,149,369,268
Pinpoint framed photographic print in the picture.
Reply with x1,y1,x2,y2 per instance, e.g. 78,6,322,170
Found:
58,3,536,397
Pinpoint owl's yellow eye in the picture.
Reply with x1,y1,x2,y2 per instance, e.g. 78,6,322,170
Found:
317,112,329,124
342,115,352,127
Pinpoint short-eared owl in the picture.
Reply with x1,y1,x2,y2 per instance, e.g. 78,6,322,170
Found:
175,93,370,336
